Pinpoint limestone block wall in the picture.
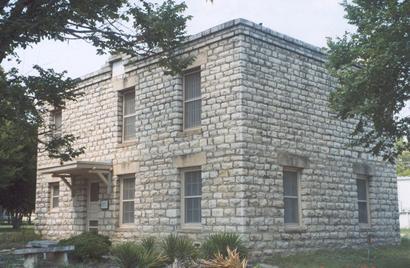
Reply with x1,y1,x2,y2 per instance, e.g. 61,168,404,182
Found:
35,21,250,241
234,21,400,257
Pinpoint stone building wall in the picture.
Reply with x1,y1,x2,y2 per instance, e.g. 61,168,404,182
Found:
35,19,400,258
234,20,400,256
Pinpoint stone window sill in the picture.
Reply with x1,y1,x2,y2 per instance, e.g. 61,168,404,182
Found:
284,225,307,233
178,224,202,233
178,127,202,138
359,224,372,231
116,225,138,232
117,140,137,148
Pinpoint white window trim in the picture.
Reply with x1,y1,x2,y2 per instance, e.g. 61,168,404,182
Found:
183,68,201,131
121,90,136,142
50,183,60,211
357,176,371,227
119,176,135,226
181,167,202,229
283,168,302,228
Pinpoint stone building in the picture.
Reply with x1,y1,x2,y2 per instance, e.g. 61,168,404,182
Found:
35,19,400,257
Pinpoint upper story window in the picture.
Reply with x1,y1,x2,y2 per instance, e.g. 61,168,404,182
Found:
182,169,202,225
112,60,125,77
51,109,62,138
357,177,370,225
122,90,136,142
283,169,301,226
183,69,201,129
121,177,135,225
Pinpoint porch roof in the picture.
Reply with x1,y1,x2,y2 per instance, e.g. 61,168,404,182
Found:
38,161,112,176
39,161,113,194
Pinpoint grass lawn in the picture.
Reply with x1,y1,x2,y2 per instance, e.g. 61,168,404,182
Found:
264,229,410,268
0,225,40,250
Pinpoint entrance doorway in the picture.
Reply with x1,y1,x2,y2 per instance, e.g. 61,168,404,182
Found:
87,181,100,233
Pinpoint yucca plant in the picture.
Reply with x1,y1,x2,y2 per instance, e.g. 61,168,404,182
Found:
160,234,198,265
201,233,247,260
141,236,156,253
201,247,248,268
111,241,165,268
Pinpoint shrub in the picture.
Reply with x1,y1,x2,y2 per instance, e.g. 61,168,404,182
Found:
58,232,111,261
160,234,198,265
201,233,247,259
201,247,248,268
141,236,156,253
112,241,165,268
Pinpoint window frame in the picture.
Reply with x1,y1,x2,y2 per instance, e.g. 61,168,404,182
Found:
181,167,202,229
50,183,60,210
182,68,202,130
283,168,302,227
357,176,371,227
119,176,135,226
121,89,136,142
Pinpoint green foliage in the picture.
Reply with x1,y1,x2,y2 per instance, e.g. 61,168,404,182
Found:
326,0,410,162
201,233,247,260
111,241,165,268
397,150,410,176
160,234,198,265
0,119,36,229
0,0,192,163
141,236,156,253
58,232,111,261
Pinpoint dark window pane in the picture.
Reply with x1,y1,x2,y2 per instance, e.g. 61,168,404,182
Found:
122,201,134,224
284,198,299,224
283,171,298,196
122,178,135,200
185,171,201,196
184,71,201,100
90,183,99,202
356,179,367,201
184,100,201,129
53,185,59,197
54,111,62,130
358,202,368,224
185,197,201,223
52,197,59,208
123,92,135,115
123,115,136,140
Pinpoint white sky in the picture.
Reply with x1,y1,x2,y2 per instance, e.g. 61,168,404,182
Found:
3,0,354,78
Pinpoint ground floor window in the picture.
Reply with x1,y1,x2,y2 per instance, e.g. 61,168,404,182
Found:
357,176,370,225
283,169,301,225
50,183,59,209
121,177,135,224
182,169,202,225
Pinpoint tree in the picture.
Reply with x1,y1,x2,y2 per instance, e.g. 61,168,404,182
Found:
0,0,192,227
397,150,410,176
0,120,36,229
0,0,191,161
326,0,409,162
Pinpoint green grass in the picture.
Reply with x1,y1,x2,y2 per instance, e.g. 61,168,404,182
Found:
0,225,40,249
401,228,410,238
264,231,410,268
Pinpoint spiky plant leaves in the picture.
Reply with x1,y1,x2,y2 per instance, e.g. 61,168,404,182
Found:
201,233,247,260
201,247,248,268
111,241,165,268
160,234,198,265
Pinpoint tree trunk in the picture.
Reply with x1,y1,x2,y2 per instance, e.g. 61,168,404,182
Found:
11,212,22,229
